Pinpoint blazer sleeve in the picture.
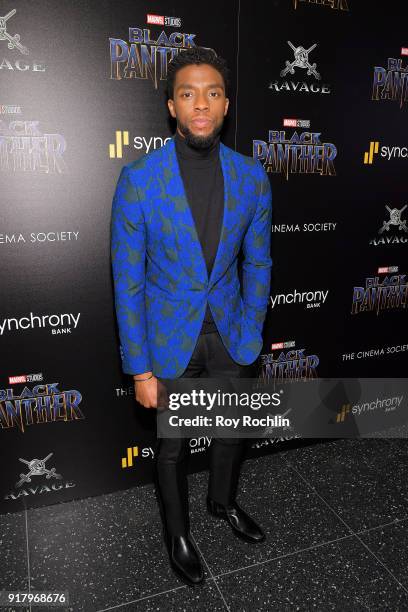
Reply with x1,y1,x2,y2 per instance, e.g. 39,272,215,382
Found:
241,161,273,336
110,165,152,375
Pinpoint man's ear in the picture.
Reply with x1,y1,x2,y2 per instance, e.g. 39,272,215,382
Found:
167,99,176,118
224,97,230,116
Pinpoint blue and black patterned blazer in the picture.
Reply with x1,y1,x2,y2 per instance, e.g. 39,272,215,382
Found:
111,135,272,379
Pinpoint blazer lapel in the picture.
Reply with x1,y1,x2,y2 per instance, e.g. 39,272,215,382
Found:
163,137,208,284
210,142,236,287
162,136,235,289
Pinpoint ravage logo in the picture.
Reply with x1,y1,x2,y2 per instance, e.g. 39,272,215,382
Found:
4,453,76,501
269,41,331,94
15,453,62,487
0,9,46,73
280,42,321,80
0,312,81,335
370,204,408,246
0,9,28,54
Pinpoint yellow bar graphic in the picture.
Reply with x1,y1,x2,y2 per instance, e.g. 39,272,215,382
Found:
109,143,115,159
369,141,375,164
121,446,139,468
123,131,129,146
116,130,122,158
336,404,350,422
363,142,380,165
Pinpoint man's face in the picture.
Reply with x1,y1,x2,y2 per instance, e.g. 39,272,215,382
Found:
167,63,229,148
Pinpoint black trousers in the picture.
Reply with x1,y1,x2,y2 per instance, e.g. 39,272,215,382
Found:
154,330,255,536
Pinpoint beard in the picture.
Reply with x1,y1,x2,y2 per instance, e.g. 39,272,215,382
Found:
177,118,223,149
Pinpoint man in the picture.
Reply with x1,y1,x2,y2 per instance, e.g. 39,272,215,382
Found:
111,47,272,586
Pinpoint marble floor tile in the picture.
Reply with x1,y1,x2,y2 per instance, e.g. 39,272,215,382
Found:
216,534,408,611
188,452,351,576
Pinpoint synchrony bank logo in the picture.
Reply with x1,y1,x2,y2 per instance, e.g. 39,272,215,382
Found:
335,394,403,423
0,312,81,335
363,141,408,165
108,131,171,159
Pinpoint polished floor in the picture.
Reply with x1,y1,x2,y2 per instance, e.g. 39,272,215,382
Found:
2,435,408,611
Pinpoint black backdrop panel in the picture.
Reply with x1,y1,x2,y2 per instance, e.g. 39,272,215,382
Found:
1,0,407,514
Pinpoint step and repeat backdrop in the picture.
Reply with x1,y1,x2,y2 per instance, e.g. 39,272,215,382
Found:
1,0,407,514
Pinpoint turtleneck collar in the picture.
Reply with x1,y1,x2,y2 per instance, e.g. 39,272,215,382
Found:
174,128,220,165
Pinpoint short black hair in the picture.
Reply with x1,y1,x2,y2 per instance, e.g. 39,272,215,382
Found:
166,47,230,99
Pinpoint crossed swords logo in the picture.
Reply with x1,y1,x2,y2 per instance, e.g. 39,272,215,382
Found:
379,205,408,234
280,41,321,80
16,453,62,488
0,9,29,55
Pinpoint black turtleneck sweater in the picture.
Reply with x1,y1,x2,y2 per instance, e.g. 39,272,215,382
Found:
174,130,224,334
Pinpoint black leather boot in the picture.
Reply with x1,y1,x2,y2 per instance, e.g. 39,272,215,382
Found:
154,440,204,586
164,531,204,585
207,496,265,543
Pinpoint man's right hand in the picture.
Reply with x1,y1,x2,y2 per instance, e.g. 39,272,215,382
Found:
133,371,161,409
